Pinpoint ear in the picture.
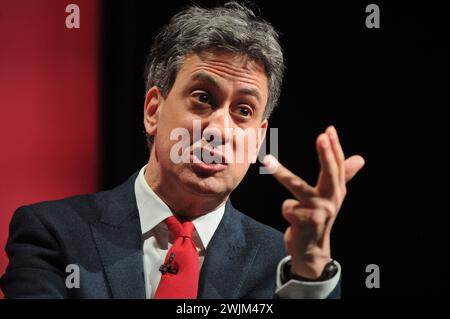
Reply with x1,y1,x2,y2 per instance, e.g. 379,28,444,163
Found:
144,86,163,138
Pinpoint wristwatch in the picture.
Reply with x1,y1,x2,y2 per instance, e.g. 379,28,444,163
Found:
282,259,338,283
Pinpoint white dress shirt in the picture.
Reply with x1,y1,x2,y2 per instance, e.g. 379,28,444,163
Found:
134,165,340,299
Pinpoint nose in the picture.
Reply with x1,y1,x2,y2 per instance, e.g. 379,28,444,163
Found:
202,108,234,147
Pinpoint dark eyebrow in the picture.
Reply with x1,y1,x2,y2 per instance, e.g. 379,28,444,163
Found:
190,72,221,90
237,87,262,103
190,72,262,103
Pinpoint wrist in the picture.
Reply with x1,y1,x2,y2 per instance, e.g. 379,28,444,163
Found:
291,257,331,279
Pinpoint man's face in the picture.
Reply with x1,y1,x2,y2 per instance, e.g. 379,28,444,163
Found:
145,50,268,199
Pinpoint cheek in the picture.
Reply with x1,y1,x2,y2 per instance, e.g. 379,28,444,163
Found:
228,161,251,182
233,130,262,164
156,104,191,145
160,105,198,139
155,124,197,171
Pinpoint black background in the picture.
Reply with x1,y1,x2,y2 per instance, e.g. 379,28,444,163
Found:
100,1,448,298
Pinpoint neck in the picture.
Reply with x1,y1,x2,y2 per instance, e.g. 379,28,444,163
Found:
144,159,228,219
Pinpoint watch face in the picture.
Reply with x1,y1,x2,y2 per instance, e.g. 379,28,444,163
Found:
321,261,338,280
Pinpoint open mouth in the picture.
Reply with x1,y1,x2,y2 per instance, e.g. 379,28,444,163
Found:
191,148,228,174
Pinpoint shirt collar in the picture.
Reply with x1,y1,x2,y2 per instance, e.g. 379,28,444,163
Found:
134,165,225,249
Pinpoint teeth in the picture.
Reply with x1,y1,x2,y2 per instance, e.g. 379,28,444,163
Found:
202,159,222,165
195,153,224,165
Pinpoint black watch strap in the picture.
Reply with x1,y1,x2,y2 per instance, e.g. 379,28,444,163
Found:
282,259,338,283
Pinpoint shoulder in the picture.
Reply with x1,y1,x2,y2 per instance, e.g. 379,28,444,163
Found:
15,191,102,225
8,192,107,242
10,172,139,230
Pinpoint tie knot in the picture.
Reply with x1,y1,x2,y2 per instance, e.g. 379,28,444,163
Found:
165,216,195,239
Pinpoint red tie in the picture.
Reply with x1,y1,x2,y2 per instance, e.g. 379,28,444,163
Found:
154,216,199,299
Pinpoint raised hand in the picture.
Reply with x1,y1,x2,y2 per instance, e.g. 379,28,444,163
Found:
264,126,365,279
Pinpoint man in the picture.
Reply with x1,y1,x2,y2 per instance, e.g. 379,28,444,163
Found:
0,2,364,298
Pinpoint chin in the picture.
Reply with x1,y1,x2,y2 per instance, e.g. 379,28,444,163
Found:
182,172,230,197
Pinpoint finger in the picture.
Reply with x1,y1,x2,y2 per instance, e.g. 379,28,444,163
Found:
264,155,315,200
282,199,312,225
283,206,327,233
344,155,365,182
281,199,300,223
316,133,340,196
326,126,345,186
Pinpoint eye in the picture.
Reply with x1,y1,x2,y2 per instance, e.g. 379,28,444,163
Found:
236,106,253,118
194,92,211,104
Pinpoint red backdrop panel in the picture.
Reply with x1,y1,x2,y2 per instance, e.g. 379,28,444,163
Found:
0,0,100,298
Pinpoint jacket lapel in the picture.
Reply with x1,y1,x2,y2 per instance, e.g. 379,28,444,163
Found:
90,172,146,299
89,172,259,299
198,201,260,299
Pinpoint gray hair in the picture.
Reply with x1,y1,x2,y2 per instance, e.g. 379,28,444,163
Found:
144,1,285,148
